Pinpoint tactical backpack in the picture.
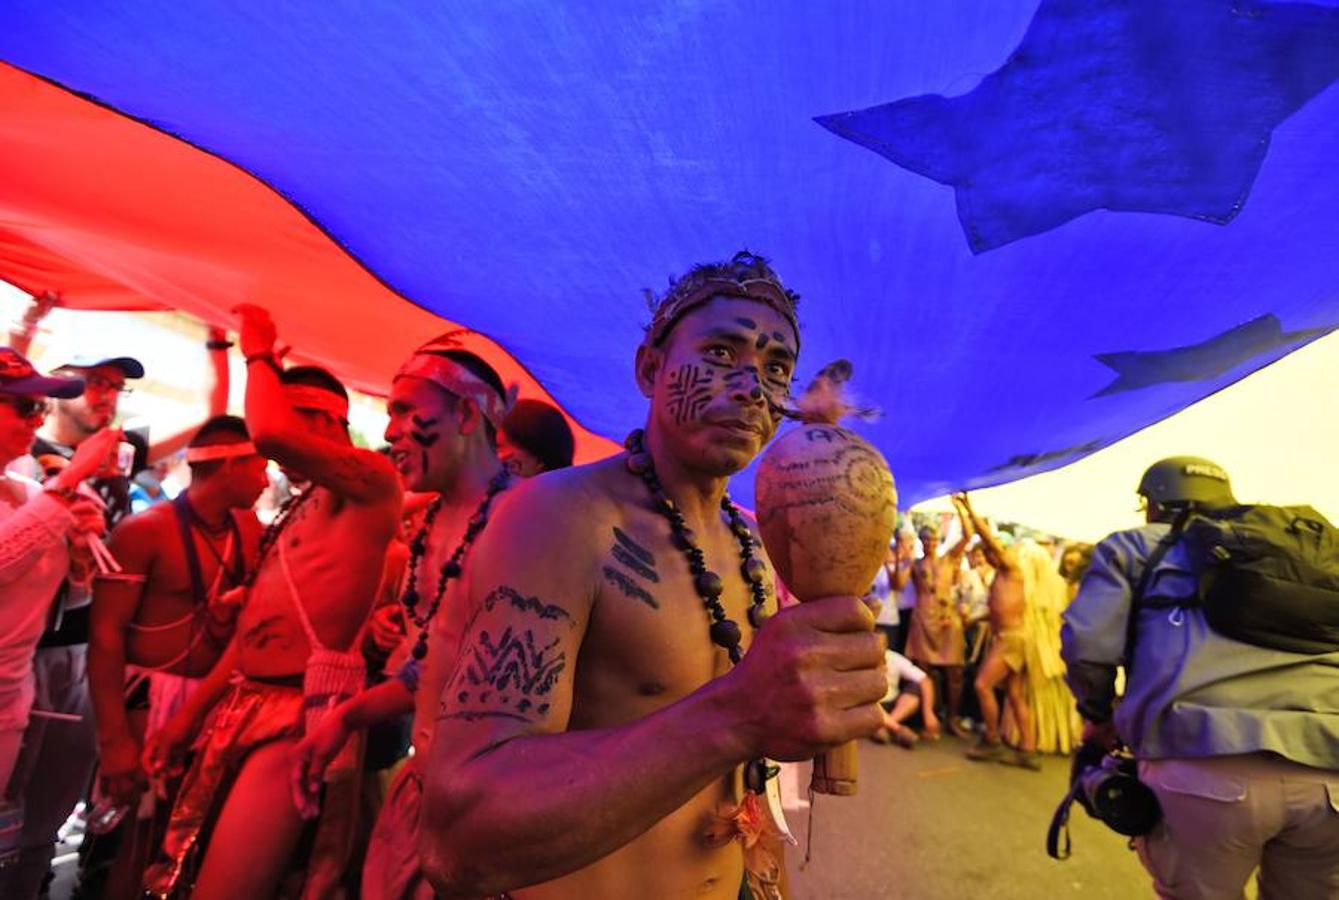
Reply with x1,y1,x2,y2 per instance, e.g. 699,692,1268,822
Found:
1135,505,1339,655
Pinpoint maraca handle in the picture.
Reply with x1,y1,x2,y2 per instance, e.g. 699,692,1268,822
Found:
811,740,858,796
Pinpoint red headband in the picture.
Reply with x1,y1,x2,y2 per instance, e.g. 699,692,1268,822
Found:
394,353,515,431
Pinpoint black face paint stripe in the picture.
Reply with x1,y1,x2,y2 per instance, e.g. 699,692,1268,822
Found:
735,317,758,329
755,333,769,350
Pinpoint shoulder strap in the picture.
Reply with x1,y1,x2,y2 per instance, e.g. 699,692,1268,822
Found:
223,511,246,586
276,536,322,649
1123,511,1190,667
173,492,209,608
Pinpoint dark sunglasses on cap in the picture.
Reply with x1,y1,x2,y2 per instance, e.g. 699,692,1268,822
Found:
0,395,52,419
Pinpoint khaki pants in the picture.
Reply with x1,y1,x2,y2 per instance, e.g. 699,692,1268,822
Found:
1136,754,1339,900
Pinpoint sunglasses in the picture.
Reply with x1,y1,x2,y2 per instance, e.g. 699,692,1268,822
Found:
84,374,133,395
0,395,52,419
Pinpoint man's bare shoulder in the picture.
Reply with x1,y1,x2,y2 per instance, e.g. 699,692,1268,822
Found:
109,502,175,543
494,455,631,527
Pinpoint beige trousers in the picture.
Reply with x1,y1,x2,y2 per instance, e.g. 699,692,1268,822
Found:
1136,754,1339,900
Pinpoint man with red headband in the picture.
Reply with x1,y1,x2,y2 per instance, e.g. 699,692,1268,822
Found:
142,305,401,899
86,415,268,897
419,252,886,899
290,333,516,899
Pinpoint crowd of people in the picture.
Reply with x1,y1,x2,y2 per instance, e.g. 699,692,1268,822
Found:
1,248,1336,900
865,496,1090,766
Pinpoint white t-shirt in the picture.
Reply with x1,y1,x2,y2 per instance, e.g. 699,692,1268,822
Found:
883,649,927,701
868,564,900,627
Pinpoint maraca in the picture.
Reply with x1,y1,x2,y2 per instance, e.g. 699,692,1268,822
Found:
755,361,897,795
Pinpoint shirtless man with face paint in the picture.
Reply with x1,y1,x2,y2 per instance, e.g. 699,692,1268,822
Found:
420,252,887,900
288,338,515,900
142,305,402,900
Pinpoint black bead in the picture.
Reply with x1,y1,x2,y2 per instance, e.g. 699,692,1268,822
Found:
443,561,462,579
689,560,707,575
695,571,723,598
402,589,419,609
624,430,644,451
732,520,752,539
626,453,652,475
411,639,429,660
742,558,767,583
747,605,771,628
710,618,742,649
727,646,744,664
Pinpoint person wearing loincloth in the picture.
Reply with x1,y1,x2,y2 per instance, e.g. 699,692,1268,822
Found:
289,337,523,900
140,306,402,899
905,513,974,737
417,251,887,899
956,494,1040,770
86,415,267,897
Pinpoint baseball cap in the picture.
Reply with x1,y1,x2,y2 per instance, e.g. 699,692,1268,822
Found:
55,354,145,379
0,348,86,399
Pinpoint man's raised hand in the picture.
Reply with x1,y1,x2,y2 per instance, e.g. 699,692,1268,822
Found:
233,303,278,360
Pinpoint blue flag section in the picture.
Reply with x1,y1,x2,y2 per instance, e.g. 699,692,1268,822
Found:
3,1,1337,508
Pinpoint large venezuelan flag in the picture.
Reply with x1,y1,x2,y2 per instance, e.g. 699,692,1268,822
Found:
3,2,1337,507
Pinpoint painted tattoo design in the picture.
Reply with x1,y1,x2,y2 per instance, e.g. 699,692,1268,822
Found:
410,414,440,474
610,527,657,581
409,414,441,446
439,586,574,723
602,567,657,610
602,527,659,609
666,363,714,425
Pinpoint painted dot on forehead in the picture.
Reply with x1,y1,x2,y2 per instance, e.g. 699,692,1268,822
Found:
755,333,770,350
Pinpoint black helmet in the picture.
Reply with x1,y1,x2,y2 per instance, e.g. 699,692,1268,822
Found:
1137,457,1235,508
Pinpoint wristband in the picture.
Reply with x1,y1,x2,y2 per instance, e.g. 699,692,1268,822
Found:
245,353,281,374
207,339,234,351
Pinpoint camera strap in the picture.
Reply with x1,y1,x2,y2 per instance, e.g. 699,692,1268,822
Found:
1045,779,1084,860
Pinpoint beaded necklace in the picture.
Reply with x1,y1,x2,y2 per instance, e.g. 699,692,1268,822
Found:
400,469,511,662
623,429,777,794
245,487,315,587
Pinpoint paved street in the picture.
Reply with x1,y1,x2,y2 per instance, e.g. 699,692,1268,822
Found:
52,735,1153,899
782,736,1151,900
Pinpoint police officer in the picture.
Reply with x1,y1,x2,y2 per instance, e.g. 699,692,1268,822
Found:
1061,457,1339,900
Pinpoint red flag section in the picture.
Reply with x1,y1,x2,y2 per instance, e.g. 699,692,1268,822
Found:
0,63,617,462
